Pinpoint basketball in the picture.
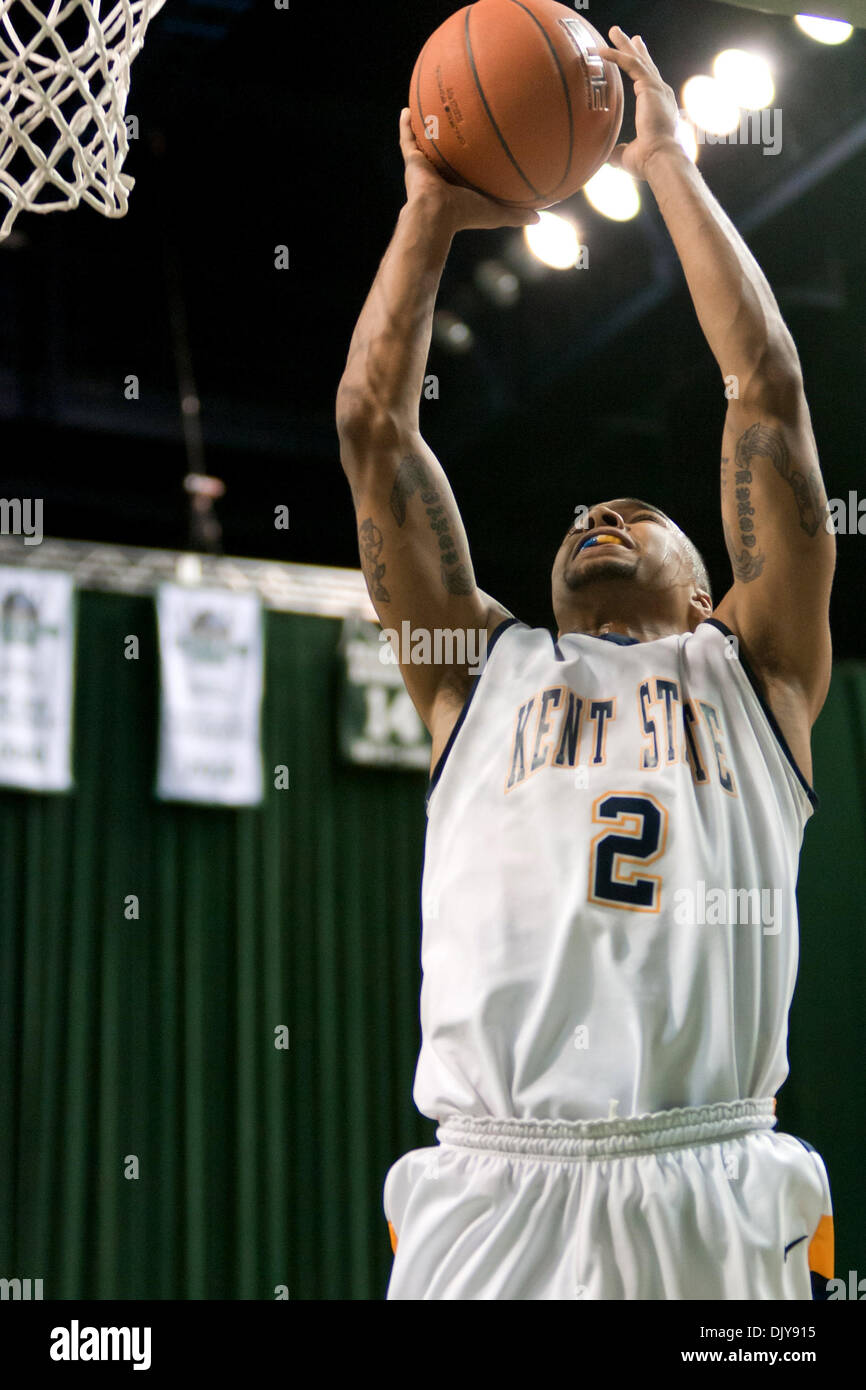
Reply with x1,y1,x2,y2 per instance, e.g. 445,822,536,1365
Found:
408,0,624,210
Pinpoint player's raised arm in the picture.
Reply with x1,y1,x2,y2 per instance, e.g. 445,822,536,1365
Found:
336,112,538,735
599,28,835,736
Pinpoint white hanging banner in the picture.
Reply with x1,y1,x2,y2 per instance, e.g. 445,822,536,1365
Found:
337,617,431,770
0,567,76,792
156,584,264,807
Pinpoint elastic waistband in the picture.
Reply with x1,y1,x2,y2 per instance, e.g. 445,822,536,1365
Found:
435,1099,777,1161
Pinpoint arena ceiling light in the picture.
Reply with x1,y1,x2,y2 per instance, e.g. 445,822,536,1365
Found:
474,260,521,306
582,166,641,222
713,49,775,109
524,211,585,268
794,14,855,41
682,75,742,136
432,310,474,353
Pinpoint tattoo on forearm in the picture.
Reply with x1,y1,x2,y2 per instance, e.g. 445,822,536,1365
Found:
389,454,474,596
358,517,390,603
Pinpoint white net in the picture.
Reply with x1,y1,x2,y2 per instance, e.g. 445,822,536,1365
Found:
0,0,166,238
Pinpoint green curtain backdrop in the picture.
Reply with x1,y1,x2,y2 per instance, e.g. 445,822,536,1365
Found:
0,584,863,1300
0,588,433,1301
781,661,866,1292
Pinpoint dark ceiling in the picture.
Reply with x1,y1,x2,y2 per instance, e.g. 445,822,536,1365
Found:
2,0,864,656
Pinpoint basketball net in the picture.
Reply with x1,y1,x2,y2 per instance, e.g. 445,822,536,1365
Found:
0,0,166,238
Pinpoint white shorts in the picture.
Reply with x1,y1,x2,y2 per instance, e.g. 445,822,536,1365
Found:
383,1100,834,1300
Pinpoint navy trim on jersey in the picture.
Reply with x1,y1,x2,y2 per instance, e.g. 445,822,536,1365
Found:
425,616,520,809
704,618,819,810
595,632,640,646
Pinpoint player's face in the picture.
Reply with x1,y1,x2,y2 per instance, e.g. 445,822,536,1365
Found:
552,499,693,599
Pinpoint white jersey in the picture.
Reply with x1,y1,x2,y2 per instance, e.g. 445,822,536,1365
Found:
414,617,817,1124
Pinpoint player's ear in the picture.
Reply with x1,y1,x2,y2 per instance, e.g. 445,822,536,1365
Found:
691,591,713,622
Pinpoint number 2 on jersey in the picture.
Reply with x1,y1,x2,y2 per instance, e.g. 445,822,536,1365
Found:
588,792,668,913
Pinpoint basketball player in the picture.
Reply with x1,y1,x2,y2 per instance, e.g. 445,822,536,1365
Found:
336,28,836,1299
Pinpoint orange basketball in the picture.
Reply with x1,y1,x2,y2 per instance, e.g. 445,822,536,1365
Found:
409,0,624,210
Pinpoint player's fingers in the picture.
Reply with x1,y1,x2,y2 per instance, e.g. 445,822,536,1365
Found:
399,108,417,141
633,36,662,76
504,207,542,227
608,25,637,48
607,25,643,60
466,194,540,229
596,41,646,80
399,108,423,160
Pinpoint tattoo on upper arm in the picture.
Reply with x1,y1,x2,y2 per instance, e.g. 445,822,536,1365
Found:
722,439,766,584
722,518,764,584
722,420,827,585
358,517,390,603
738,422,825,536
389,454,474,596
389,455,428,525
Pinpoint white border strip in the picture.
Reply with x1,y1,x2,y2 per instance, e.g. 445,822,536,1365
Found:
0,536,378,622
